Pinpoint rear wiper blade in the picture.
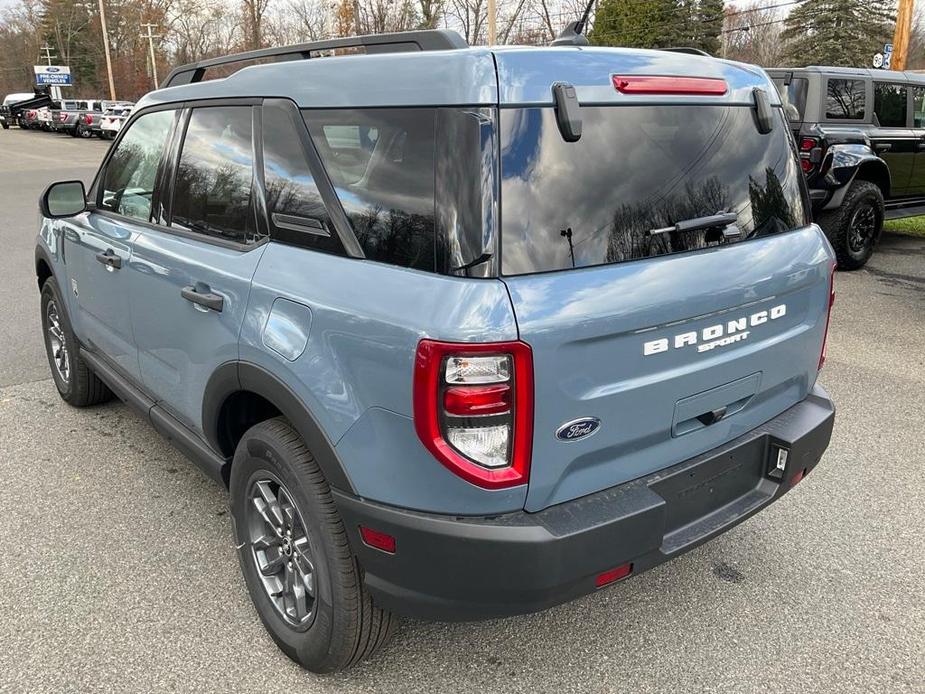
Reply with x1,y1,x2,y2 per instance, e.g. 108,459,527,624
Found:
648,212,739,237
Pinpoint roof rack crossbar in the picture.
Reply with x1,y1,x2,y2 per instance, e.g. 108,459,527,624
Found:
162,29,468,88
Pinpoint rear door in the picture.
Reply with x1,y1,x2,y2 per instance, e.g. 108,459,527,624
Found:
129,103,267,431
497,103,833,512
871,81,914,195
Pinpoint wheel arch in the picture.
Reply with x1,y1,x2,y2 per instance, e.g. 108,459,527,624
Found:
35,246,55,291
854,159,890,199
203,362,355,493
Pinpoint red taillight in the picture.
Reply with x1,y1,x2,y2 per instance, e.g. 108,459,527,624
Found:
798,136,823,175
595,563,633,587
612,75,728,95
444,384,512,417
413,340,533,490
359,526,396,554
818,261,836,370
83,114,93,124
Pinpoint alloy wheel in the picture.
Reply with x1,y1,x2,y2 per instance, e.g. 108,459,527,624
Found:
246,476,317,629
45,299,70,384
847,203,877,254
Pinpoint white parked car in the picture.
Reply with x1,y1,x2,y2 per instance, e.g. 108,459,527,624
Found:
98,104,133,139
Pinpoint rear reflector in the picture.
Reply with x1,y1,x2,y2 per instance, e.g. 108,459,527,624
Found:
359,526,396,554
595,563,633,587
789,468,806,487
612,75,728,96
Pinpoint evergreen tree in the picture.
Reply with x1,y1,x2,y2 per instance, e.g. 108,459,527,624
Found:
781,0,895,67
694,0,725,54
590,0,685,49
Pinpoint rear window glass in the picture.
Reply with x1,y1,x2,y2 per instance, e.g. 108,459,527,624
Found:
500,105,807,276
771,77,808,122
826,79,866,119
303,108,435,271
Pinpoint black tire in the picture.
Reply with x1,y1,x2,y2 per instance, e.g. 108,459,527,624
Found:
230,418,396,673
1,121,9,130
40,278,113,407
78,125,93,139
816,180,884,270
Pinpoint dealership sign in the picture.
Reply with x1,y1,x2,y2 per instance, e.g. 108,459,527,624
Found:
33,65,72,85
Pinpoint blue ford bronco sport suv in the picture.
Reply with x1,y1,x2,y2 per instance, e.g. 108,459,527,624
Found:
36,29,836,672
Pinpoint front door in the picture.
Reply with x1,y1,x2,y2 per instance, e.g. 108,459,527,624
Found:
871,82,915,196
129,104,267,431
64,108,177,380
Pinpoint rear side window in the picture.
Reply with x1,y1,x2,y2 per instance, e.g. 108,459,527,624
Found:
826,79,866,119
771,76,808,122
303,108,436,271
500,105,807,276
171,106,261,245
99,109,176,222
874,83,908,127
261,102,344,255
913,87,925,128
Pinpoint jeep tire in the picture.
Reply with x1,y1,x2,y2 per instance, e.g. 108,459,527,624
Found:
41,277,113,407
816,180,884,270
230,418,396,673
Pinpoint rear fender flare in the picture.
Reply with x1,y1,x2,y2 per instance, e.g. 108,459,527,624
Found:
202,361,355,493
821,145,890,210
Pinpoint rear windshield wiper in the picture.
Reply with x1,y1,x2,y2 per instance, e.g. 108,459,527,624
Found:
648,212,739,238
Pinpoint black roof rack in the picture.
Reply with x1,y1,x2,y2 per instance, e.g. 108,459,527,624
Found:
162,29,469,88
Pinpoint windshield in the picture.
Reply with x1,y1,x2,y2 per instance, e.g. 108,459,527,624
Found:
771,76,808,122
499,105,807,276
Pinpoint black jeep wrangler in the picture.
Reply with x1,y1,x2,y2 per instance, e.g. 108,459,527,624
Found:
768,66,925,269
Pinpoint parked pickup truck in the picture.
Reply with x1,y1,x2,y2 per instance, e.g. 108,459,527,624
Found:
99,105,134,139
0,92,37,128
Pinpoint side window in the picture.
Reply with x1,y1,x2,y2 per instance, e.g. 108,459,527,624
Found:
261,102,344,255
171,106,262,245
99,109,176,222
826,79,866,120
874,83,908,127
303,108,436,271
914,87,925,128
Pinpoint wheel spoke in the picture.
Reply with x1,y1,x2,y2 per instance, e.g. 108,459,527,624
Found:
259,547,286,576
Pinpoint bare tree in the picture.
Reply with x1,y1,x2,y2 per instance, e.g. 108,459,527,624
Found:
722,2,787,65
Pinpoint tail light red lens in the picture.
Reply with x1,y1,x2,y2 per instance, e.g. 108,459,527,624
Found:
613,75,728,95
413,340,533,489
800,137,818,151
818,261,836,370
800,158,814,173
798,136,823,175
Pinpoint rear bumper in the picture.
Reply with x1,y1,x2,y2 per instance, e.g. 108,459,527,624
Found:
334,385,835,621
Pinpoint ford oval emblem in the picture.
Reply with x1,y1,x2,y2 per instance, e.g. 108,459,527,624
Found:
555,417,601,442
47,67,60,72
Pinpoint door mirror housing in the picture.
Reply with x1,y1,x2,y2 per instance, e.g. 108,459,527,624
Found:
40,180,87,219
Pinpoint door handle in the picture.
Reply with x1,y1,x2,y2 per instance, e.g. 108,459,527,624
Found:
874,143,892,154
181,285,224,312
95,248,122,270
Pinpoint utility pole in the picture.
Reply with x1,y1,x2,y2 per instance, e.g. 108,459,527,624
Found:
892,0,914,71
39,45,62,101
97,0,116,100
141,23,161,89
487,0,497,44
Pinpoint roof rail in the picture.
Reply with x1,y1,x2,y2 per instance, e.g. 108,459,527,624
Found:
162,29,469,88
660,47,712,57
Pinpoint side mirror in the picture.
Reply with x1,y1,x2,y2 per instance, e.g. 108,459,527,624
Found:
40,180,87,219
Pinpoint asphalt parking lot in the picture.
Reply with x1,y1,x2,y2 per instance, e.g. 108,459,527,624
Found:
0,127,923,693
